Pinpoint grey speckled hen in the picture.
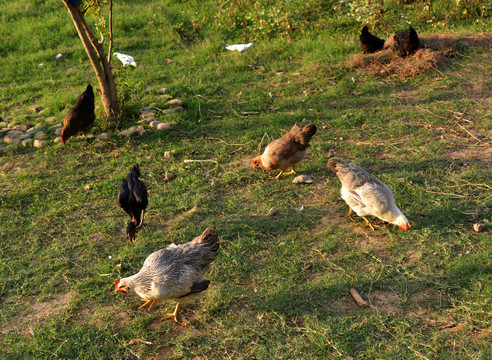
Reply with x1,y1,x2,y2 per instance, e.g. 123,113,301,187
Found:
115,227,219,322
328,157,411,231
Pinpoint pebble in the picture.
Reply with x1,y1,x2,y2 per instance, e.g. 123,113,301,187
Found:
141,110,156,119
150,120,162,128
4,116,13,122
158,87,168,94
29,105,42,113
45,116,57,122
98,133,110,140
22,139,33,147
54,137,62,143
12,124,28,131
118,125,144,137
157,122,171,130
166,98,183,108
164,151,171,158
138,129,152,137
267,207,278,216
160,107,182,115
34,131,45,140
4,137,21,146
292,175,314,184
55,127,63,135
33,140,46,148
49,123,63,130
20,134,31,140
473,223,485,232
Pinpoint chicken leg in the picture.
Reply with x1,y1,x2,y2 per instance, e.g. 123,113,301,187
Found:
138,299,160,311
275,170,285,179
160,303,180,323
361,216,376,231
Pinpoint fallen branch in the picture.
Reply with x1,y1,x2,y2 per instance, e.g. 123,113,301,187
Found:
349,288,369,308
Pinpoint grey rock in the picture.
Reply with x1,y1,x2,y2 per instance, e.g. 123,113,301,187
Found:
34,131,46,140
157,122,171,130
138,129,152,137
22,139,33,147
20,134,31,140
292,175,314,184
29,105,42,113
54,137,62,143
160,107,182,115
98,133,110,140
165,99,183,108
150,120,162,128
4,116,13,122
45,116,57,122
33,140,47,148
55,127,63,135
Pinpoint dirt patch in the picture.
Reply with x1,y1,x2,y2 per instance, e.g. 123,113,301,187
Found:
1,292,75,336
448,146,492,163
349,32,491,79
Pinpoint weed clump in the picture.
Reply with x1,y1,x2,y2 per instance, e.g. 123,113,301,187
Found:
349,32,491,79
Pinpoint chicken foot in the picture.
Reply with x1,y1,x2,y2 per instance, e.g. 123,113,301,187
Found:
346,208,376,231
160,303,180,323
275,165,297,179
138,299,160,311
361,216,376,231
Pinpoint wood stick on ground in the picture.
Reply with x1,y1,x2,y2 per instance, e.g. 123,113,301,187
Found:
349,288,369,308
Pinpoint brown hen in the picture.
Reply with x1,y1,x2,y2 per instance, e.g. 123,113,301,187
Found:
252,123,316,179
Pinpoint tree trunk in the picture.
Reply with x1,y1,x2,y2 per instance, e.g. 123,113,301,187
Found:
62,0,120,118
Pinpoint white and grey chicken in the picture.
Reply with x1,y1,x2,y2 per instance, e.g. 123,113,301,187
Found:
115,227,219,322
113,52,137,67
328,157,411,231
225,43,254,53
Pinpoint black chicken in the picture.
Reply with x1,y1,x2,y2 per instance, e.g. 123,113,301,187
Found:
360,26,385,54
393,26,420,57
61,84,95,143
117,165,148,241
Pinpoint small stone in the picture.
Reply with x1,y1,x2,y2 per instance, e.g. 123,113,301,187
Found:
45,116,57,122
85,134,95,139
292,175,314,184
49,123,63,130
150,120,162,128
160,107,182,115
84,184,91,191
397,178,405,182
98,133,109,140
34,131,45,140
158,87,168,94
33,139,46,148
267,207,278,216
55,127,63,135
29,105,42,113
54,137,62,143
157,122,171,130
473,223,485,232
20,134,31,140
38,63,44,68
164,151,171,158
22,139,33,147
166,99,183,108
144,86,154,93
55,53,63,60
12,124,27,131
138,129,152,137
141,110,156,119
163,173,176,182
118,125,143,137
278,242,286,246
4,137,20,146
4,116,13,122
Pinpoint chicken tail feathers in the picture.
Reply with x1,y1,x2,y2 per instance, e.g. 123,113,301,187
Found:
179,280,211,298
327,157,347,173
296,123,317,146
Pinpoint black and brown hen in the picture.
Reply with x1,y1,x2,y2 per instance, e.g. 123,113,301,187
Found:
61,84,95,143
360,26,385,54
393,26,420,57
117,165,148,241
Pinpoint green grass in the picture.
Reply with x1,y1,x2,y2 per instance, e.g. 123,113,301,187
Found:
1,0,491,359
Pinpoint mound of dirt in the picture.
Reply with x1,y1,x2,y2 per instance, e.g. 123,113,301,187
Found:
349,32,491,79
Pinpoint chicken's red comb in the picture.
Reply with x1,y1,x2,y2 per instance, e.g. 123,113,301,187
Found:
115,279,120,289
